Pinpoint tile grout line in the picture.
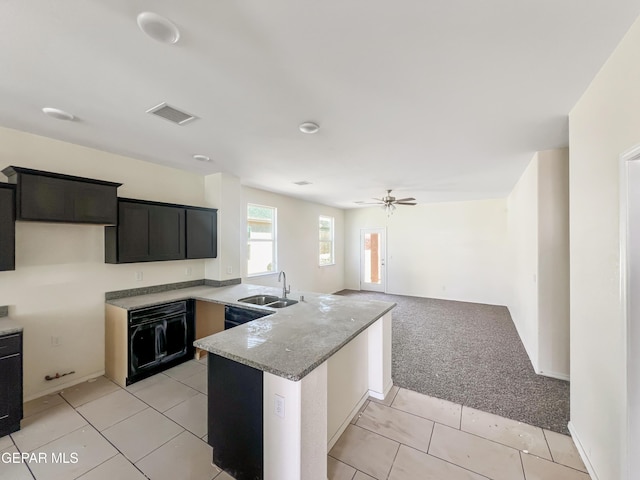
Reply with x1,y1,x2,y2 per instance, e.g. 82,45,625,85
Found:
58,394,148,480
519,450,528,480
326,453,363,477
371,398,462,430
78,370,220,474
6,431,37,480
384,442,402,480
426,421,436,453
520,450,594,476
541,429,556,463
352,419,430,456
11,405,90,456
55,377,198,478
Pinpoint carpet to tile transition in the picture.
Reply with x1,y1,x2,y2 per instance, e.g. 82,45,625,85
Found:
334,290,570,435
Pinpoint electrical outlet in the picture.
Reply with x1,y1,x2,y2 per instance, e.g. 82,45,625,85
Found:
135,271,143,282
226,266,233,275
51,336,60,347
274,394,285,418
186,267,193,276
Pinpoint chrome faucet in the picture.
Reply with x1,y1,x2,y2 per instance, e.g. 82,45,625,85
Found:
278,271,291,299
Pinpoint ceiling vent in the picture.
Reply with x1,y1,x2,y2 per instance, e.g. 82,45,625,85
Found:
146,102,197,125
293,180,312,186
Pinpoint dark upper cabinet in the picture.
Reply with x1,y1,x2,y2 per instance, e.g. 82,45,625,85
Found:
106,199,217,264
2,166,121,224
0,332,23,437
186,208,217,259
0,184,15,271
106,198,202,264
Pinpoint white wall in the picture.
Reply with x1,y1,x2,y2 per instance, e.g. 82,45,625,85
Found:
241,187,345,294
537,149,570,379
344,198,510,306
507,149,570,379
507,156,540,369
568,14,640,480
204,173,242,281
0,127,207,400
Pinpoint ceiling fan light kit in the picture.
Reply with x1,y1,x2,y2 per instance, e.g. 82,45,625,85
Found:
360,189,417,216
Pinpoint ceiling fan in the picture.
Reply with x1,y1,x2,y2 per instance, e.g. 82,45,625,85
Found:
357,189,417,214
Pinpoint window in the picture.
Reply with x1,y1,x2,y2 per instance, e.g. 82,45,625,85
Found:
247,204,276,276
319,215,335,266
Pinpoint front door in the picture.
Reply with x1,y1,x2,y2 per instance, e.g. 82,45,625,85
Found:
360,228,386,292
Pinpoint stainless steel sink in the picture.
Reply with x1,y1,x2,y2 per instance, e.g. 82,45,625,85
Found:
237,295,298,308
267,299,299,308
237,295,280,305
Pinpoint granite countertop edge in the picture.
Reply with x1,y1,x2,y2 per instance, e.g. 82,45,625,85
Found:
194,304,395,381
0,318,23,336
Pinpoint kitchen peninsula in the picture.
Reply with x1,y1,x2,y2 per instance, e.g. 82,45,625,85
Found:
106,283,395,480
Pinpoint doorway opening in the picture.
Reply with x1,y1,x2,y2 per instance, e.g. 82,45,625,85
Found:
360,228,386,292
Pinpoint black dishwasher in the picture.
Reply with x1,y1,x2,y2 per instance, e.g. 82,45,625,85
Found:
224,305,270,330
128,300,194,385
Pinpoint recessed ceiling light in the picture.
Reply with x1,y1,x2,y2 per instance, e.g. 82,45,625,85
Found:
137,12,180,45
299,122,320,134
41,107,75,121
193,154,211,162
293,180,312,186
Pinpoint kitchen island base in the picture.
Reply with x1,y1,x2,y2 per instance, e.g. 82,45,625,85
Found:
206,311,392,480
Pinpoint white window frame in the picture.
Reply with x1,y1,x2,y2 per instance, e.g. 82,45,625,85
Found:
319,215,335,266
247,203,277,276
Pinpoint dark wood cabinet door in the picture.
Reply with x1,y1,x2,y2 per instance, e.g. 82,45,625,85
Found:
71,182,118,224
5,168,119,224
208,354,263,479
19,174,67,220
186,208,217,259
149,205,185,261
0,334,23,437
0,186,15,271
117,201,151,262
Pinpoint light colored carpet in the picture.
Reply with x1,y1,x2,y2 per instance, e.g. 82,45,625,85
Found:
335,290,570,434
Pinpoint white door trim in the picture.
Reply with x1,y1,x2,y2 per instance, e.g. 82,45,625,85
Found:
620,144,640,480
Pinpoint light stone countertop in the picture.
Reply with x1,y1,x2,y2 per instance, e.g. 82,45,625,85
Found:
107,284,396,381
0,318,23,336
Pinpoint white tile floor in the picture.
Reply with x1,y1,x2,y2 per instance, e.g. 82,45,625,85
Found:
0,359,589,480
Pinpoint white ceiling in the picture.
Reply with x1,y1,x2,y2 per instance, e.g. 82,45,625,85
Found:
0,1,638,208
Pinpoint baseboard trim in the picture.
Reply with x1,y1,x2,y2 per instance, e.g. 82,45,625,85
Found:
369,378,394,401
327,391,369,451
567,421,599,480
537,369,570,381
25,370,106,402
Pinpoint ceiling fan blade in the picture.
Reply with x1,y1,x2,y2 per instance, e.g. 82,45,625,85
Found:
393,197,416,202
395,202,417,205
355,200,384,205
